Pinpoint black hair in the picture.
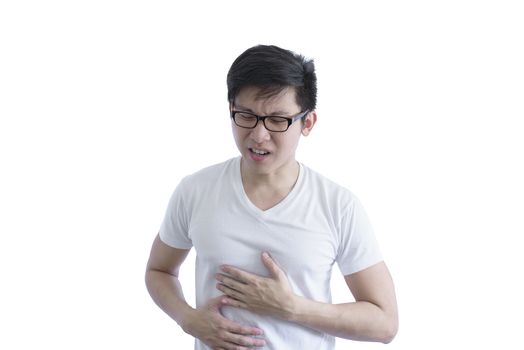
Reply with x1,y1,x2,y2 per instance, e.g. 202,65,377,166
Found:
227,45,317,112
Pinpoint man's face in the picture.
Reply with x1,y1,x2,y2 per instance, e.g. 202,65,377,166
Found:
231,86,315,176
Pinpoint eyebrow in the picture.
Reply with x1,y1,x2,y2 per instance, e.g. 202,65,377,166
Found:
234,105,291,116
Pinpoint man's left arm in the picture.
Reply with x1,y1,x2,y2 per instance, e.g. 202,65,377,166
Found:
216,253,398,344
290,261,398,343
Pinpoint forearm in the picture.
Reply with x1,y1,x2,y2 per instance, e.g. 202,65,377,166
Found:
288,297,397,343
145,269,194,328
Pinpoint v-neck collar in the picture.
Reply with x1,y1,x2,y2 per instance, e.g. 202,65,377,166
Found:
233,156,304,216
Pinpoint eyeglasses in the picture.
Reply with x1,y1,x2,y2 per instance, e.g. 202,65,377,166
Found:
230,109,309,132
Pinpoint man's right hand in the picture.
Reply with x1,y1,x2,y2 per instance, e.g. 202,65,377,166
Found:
181,296,266,349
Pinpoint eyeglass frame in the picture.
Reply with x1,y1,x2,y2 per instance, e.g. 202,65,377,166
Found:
230,109,310,132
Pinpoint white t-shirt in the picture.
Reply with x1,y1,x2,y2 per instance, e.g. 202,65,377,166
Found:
159,157,382,349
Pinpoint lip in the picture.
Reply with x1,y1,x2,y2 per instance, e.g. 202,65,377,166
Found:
248,148,271,162
249,147,271,154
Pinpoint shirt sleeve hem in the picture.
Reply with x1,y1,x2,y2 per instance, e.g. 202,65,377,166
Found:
159,230,193,250
339,257,384,276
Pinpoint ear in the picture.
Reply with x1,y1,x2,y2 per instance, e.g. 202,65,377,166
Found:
301,111,317,136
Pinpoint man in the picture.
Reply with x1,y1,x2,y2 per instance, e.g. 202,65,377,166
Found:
145,45,398,349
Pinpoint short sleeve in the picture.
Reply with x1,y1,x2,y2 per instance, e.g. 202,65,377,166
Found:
336,196,383,276
158,178,193,249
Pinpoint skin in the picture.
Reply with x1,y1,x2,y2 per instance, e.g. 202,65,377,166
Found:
230,86,316,210
146,236,265,349
145,86,398,348
216,253,398,343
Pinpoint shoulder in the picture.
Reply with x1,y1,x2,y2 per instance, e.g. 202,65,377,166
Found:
162,157,238,225
180,157,238,187
174,157,239,203
300,163,359,208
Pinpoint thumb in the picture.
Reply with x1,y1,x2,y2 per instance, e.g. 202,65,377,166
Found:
261,252,284,279
207,295,228,312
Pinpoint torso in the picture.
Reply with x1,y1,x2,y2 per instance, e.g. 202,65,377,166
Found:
244,188,292,211
159,157,382,350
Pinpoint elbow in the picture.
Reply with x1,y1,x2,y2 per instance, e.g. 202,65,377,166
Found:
379,316,398,344
380,329,397,344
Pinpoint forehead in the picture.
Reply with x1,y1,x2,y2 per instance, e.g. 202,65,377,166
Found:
234,86,300,114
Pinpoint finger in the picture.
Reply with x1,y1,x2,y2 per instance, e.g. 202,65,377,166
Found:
223,297,247,309
207,295,229,311
216,273,247,291
215,320,265,349
217,283,244,301
261,251,284,279
224,319,264,337
221,331,266,348
220,265,258,284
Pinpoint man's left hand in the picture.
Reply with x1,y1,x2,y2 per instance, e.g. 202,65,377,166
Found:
216,252,296,320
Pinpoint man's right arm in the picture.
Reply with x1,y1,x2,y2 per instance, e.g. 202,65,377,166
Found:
145,234,193,326
145,234,266,349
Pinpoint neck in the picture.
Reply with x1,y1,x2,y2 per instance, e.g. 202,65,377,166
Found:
240,158,300,192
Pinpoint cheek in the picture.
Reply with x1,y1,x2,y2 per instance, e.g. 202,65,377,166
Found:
275,133,301,152
231,127,248,147
231,124,241,139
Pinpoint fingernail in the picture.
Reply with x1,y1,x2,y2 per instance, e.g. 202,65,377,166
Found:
262,252,269,259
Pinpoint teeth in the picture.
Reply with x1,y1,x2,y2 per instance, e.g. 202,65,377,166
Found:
252,148,269,155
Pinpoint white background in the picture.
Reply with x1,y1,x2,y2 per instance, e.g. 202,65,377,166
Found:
1,1,523,349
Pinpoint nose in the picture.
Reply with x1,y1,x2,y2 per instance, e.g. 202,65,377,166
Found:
249,120,271,143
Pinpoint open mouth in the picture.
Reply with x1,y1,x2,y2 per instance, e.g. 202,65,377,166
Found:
249,148,270,157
